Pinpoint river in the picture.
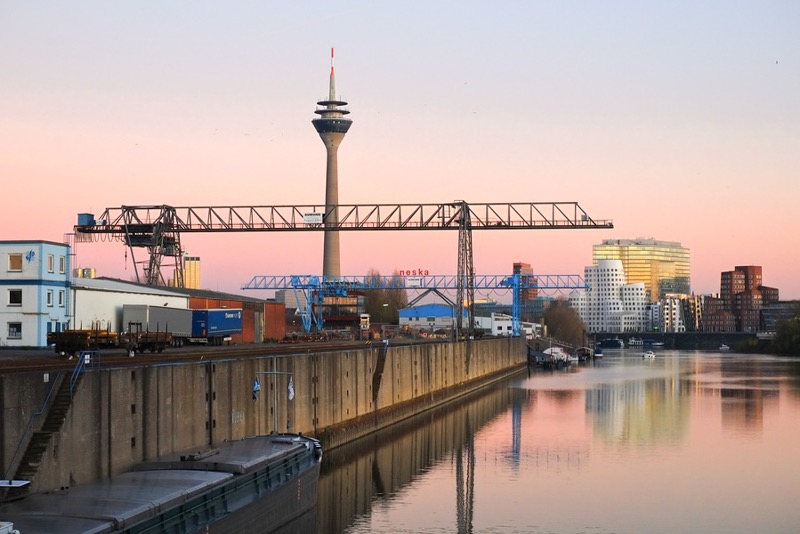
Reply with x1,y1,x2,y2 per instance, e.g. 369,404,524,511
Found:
314,350,800,533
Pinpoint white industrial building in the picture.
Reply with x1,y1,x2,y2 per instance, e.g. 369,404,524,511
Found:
70,277,189,333
474,312,538,339
0,240,71,348
399,304,459,332
570,259,648,333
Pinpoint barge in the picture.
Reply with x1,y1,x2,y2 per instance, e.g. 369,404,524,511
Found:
0,433,321,533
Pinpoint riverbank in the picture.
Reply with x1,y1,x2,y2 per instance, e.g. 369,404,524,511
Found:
1,337,526,496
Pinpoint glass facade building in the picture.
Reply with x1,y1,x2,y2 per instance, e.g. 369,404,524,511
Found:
592,239,690,302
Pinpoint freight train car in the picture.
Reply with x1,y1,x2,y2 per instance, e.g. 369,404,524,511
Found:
121,304,193,353
48,329,119,356
191,309,243,346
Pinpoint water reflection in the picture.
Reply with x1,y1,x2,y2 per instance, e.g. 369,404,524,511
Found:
318,380,528,533
328,352,800,533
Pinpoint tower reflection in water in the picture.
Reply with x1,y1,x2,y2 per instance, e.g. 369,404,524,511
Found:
317,380,528,533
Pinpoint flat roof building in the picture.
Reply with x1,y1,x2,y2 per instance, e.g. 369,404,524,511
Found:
592,238,690,302
1,240,71,347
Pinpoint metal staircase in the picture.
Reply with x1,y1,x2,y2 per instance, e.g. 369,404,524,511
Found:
2,354,93,503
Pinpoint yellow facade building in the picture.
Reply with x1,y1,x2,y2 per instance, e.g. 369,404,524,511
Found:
183,255,201,290
592,239,690,302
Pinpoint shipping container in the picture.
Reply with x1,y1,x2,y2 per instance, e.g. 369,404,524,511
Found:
122,304,193,338
192,308,243,345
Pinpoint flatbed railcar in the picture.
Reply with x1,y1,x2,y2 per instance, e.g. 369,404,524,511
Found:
47,329,119,356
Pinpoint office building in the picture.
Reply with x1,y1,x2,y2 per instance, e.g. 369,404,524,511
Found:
570,259,648,333
592,239,690,302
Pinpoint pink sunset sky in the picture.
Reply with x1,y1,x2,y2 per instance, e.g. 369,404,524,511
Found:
2,2,798,299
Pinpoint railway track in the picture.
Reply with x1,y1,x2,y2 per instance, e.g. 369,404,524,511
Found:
0,340,390,374
0,338,438,374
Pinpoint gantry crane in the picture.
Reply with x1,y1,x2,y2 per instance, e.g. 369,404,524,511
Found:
74,200,612,335
243,273,587,336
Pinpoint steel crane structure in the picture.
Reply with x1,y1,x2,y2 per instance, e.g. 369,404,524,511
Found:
74,200,612,335
243,273,587,336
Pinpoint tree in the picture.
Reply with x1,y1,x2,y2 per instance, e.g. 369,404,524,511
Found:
773,304,800,355
542,299,586,347
363,268,408,324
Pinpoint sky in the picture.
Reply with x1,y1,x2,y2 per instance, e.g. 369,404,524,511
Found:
2,1,799,299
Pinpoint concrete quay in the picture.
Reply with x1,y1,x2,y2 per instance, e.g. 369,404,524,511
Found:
1,336,525,495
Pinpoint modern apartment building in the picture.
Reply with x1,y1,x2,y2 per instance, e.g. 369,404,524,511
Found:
709,265,779,333
701,296,736,332
570,259,648,333
592,239,690,302
650,296,686,333
0,240,71,347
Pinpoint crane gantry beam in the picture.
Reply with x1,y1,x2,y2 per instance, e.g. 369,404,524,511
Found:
243,274,586,290
74,201,612,335
242,273,588,335
75,202,612,235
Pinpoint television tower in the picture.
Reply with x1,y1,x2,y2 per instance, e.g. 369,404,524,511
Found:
312,47,352,278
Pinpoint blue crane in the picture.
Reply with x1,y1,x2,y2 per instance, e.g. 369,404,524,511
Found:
242,273,587,336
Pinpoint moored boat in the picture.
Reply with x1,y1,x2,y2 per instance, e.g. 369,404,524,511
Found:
597,337,624,349
628,337,643,347
719,344,730,351
576,346,597,362
0,433,322,533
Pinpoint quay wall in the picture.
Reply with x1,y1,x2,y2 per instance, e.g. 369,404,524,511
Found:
0,337,525,493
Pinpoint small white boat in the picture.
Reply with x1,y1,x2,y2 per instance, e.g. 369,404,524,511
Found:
719,344,730,351
628,337,643,347
642,350,656,359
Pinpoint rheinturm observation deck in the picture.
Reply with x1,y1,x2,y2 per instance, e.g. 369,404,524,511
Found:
312,48,352,278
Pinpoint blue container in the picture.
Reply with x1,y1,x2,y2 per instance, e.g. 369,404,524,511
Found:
77,213,96,226
192,309,243,338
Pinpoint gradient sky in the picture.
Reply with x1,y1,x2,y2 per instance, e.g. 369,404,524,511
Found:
2,2,798,299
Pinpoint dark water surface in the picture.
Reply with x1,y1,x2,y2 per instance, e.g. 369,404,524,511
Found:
315,350,800,533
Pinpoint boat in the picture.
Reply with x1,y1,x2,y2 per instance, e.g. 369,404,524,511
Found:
642,350,656,359
597,337,624,349
576,346,596,362
643,339,665,348
544,346,570,364
719,344,730,351
0,433,322,533
628,337,643,347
